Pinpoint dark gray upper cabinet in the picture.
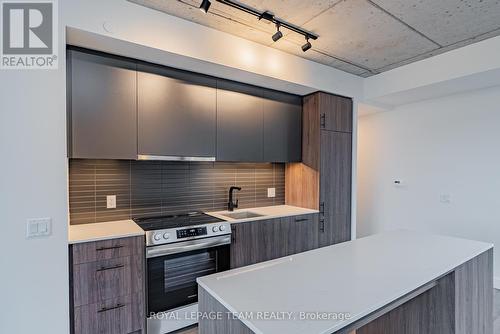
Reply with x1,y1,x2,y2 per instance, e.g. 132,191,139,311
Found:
263,90,302,162
137,64,217,158
216,80,264,162
318,92,353,133
69,50,303,163
68,50,137,159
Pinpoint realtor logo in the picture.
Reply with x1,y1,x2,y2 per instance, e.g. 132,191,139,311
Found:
1,0,58,69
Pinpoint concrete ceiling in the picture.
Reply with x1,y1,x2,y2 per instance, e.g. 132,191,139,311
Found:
128,0,500,77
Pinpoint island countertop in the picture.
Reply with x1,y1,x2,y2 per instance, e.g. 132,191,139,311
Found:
197,231,493,334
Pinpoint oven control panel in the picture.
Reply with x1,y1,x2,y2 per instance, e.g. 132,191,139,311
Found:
145,222,232,246
177,227,207,239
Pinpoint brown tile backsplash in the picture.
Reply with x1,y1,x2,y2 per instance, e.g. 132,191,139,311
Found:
69,159,285,225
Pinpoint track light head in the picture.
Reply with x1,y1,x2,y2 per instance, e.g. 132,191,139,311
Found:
302,37,312,52
199,0,211,13
272,24,283,42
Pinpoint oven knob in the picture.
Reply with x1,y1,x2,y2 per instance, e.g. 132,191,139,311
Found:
212,226,219,232
153,234,162,241
163,233,170,240
219,225,226,232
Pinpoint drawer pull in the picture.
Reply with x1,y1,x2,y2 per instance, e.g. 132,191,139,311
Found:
98,303,126,313
96,264,124,272
295,218,309,223
96,245,124,251
187,294,198,299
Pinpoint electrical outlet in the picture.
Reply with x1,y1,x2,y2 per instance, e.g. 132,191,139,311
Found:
106,195,117,209
267,188,276,198
26,218,52,238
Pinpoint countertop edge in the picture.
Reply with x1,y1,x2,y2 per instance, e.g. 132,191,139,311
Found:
68,231,145,244
68,220,144,244
206,205,319,224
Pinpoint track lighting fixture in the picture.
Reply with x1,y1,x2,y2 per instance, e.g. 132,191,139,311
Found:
272,24,283,42
199,0,211,13
302,37,312,52
198,0,318,51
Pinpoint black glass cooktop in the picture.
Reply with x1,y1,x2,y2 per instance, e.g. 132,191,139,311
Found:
133,212,224,231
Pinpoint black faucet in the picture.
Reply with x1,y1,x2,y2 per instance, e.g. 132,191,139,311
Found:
228,186,242,211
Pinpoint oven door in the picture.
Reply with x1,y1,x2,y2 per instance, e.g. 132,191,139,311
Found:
146,234,231,315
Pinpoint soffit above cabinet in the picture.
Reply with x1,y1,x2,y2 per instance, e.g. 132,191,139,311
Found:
128,0,500,77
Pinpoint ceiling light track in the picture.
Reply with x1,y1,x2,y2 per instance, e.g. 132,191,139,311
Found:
199,0,318,51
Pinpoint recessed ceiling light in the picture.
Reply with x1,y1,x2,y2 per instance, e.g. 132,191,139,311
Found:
199,0,211,13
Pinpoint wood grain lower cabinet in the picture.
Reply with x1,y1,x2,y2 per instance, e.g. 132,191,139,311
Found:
70,236,145,334
230,214,319,269
74,293,144,334
283,214,320,255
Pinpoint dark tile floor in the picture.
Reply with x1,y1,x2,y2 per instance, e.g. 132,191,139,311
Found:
176,289,500,334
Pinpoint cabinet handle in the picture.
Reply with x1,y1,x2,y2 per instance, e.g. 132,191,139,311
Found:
295,218,309,223
96,245,124,251
231,226,236,243
96,264,124,272
319,202,325,215
319,219,325,232
98,303,126,313
320,113,326,128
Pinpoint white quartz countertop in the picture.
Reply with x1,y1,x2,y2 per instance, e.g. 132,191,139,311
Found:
68,220,144,244
206,205,319,224
197,231,493,334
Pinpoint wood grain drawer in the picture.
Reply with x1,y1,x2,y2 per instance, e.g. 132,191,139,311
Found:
73,255,144,307
74,293,144,334
72,236,143,265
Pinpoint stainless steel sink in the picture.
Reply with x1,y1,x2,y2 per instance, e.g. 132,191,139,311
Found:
220,211,264,219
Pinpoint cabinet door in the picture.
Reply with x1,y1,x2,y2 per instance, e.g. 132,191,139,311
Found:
319,93,353,133
263,90,302,162
230,219,285,269
217,81,264,162
319,131,352,247
137,64,217,158
283,214,319,255
69,50,137,159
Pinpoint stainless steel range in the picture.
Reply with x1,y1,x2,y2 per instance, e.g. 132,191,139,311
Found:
134,212,231,334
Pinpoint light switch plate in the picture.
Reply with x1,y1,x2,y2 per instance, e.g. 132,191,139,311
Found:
26,218,52,238
267,188,276,198
106,195,117,209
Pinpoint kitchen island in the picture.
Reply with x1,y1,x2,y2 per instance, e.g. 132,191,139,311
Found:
197,231,493,334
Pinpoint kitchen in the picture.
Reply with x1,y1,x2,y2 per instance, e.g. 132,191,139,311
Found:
1,1,499,334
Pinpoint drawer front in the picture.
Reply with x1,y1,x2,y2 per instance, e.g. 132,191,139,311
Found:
74,293,145,334
73,255,144,307
72,236,143,264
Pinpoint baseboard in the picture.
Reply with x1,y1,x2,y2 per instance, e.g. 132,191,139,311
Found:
494,277,500,290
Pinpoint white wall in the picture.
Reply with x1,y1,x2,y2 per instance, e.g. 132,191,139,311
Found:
0,20,68,334
357,85,500,288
